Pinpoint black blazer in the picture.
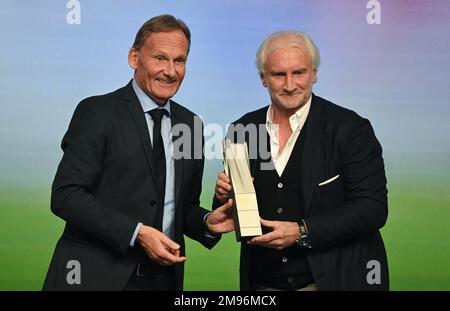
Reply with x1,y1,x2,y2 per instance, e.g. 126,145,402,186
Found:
43,81,217,290
217,94,389,290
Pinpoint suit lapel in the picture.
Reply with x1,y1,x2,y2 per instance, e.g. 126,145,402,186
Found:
300,94,328,216
121,81,155,177
250,108,272,175
169,101,184,208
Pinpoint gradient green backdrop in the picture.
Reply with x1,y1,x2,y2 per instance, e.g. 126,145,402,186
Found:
1,161,450,290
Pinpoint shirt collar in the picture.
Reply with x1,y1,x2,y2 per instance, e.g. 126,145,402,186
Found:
132,78,171,116
266,94,312,130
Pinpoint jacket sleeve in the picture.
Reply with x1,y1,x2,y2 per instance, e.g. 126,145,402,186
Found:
51,99,138,253
304,119,388,251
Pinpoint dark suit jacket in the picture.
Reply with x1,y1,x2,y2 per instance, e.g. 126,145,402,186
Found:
43,81,217,290
216,94,389,290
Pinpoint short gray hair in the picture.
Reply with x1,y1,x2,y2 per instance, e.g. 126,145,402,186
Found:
255,31,321,74
132,14,191,54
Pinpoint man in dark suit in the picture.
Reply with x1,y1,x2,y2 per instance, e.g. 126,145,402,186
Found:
43,15,233,291
214,31,389,290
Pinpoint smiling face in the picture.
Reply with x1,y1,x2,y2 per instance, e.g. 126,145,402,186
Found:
128,29,188,105
260,45,317,114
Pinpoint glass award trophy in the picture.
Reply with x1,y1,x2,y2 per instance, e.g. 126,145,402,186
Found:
222,139,262,241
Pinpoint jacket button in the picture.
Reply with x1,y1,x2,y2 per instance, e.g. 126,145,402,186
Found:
282,257,288,263
277,182,283,188
277,208,283,214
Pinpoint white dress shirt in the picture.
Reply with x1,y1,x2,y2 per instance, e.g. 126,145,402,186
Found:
265,96,312,176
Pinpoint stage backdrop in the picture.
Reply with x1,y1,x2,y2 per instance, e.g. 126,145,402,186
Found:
0,0,449,290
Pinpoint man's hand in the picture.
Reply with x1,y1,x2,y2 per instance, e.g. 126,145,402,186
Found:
137,225,187,266
247,218,300,250
206,198,235,235
215,172,232,202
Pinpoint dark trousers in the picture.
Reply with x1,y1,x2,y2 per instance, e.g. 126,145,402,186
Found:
124,262,175,291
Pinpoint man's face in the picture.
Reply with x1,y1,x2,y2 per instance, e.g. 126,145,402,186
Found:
128,29,188,105
260,46,317,113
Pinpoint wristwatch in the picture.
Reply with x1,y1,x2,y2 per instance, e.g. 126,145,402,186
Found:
296,220,312,248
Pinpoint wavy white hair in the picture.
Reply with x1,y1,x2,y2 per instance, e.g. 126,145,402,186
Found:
255,31,321,74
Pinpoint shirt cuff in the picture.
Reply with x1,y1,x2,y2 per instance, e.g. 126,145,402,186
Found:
129,222,142,247
203,212,220,239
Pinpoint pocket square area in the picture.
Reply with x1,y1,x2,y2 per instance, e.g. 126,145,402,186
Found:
319,175,340,186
